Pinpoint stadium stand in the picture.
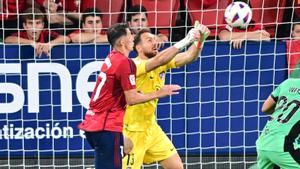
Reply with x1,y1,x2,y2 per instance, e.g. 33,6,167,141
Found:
81,0,127,29
251,0,286,37
184,0,230,37
131,0,180,36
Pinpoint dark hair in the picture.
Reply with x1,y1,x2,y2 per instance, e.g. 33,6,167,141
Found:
107,23,130,47
127,5,148,22
21,8,45,23
82,8,102,24
133,28,151,51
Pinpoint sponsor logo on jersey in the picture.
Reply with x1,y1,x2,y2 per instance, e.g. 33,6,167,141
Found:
159,71,166,79
129,74,136,85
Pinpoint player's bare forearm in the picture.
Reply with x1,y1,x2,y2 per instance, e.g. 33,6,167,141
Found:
145,46,179,72
174,45,201,67
261,95,276,114
124,85,181,105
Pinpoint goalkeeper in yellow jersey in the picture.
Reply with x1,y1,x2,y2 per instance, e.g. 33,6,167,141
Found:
122,22,210,169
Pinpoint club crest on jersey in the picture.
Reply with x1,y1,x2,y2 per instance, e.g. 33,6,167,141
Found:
129,74,136,85
159,71,166,79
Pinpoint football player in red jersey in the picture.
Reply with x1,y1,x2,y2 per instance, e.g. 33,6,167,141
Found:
78,23,197,169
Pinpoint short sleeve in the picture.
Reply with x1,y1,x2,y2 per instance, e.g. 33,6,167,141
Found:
116,58,136,91
271,84,282,102
50,31,60,39
166,59,177,70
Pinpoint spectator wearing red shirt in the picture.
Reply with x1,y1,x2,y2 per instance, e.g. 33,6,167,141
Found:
126,5,169,47
291,21,300,39
69,8,108,43
30,0,80,34
218,0,270,49
0,0,28,40
78,23,181,169
4,8,70,57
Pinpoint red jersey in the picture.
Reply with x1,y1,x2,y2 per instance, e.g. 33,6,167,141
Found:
78,50,136,132
35,0,78,12
12,30,60,43
0,0,27,20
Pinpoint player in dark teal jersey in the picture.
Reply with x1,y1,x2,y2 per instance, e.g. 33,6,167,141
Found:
256,78,300,169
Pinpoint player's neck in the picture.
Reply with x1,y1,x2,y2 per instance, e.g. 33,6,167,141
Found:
114,46,130,57
138,53,149,60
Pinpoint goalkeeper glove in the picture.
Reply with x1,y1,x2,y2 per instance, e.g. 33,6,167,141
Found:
193,21,210,49
174,28,200,51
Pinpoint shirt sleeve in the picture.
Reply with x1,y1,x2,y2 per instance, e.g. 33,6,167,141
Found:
50,30,60,39
166,59,177,70
116,58,136,91
271,83,282,102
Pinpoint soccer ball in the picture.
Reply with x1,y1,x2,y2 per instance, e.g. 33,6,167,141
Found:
224,2,252,28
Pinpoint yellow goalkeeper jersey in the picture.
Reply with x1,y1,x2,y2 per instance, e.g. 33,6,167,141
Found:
124,57,177,131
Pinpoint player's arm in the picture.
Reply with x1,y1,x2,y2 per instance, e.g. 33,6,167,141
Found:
173,45,201,67
174,23,210,67
124,85,181,106
144,26,203,72
144,46,179,72
261,95,276,114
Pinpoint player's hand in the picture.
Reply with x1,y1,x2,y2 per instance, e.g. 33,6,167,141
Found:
123,136,133,155
157,84,181,98
194,21,210,48
174,28,200,50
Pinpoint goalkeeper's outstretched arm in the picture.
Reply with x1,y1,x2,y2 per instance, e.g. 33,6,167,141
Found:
174,23,210,67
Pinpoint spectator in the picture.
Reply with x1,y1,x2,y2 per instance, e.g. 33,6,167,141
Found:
126,5,168,45
31,0,80,34
218,0,270,49
69,8,108,43
286,19,300,74
80,0,126,30
291,20,300,39
0,0,28,40
4,7,70,57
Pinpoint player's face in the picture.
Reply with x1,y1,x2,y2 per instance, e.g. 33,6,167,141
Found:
129,13,148,34
23,19,44,41
124,28,134,51
139,32,158,58
83,16,102,34
292,25,300,40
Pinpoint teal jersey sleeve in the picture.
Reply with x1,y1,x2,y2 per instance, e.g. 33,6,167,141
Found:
271,84,281,101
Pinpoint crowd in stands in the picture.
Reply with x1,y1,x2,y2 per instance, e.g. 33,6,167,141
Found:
1,0,300,62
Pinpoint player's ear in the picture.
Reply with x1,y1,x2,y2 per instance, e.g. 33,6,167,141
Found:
115,38,123,47
135,44,142,53
120,37,127,46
